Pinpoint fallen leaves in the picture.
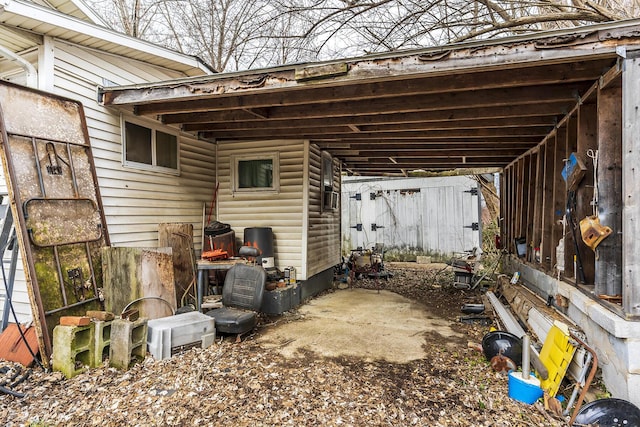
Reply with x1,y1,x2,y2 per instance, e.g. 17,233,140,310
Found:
0,265,564,426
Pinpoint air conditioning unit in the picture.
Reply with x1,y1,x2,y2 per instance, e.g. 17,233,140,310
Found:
323,191,339,210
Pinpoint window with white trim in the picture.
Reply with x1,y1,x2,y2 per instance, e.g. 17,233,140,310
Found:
322,152,338,211
231,153,279,193
122,117,179,174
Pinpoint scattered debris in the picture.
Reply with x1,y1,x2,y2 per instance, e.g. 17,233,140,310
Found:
0,264,567,425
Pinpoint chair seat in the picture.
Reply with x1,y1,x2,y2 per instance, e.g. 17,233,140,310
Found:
206,307,257,334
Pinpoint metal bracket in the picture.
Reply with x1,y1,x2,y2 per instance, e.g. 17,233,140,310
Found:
464,222,480,231
464,188,479,196
350,224,363,231
371,223,385,231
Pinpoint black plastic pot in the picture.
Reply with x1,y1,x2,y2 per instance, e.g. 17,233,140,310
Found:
461,303,485,314
481,331,523,366
573,398,640,426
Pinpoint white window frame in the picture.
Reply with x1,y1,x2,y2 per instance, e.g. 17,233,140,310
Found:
231,152,280,194
321,151,338,212
121,115,180,175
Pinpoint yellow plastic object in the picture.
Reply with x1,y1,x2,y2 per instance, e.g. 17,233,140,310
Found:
538,321,577,397
580,215,612,250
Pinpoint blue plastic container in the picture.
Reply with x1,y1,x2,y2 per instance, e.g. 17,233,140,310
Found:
508,371,543,404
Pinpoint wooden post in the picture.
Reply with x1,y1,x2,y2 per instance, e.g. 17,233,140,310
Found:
576,101,598,285
551,129,567,274
622,56,640,317
158,223,196,307
595,84,622,296
541,138,556,271
532,145,545,263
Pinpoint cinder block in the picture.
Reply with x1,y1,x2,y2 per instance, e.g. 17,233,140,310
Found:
93,320,112,367
109,317,147,370
416,256,432,264
52,324,95,378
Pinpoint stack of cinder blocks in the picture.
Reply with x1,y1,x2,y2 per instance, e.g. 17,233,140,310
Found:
52,311,147,378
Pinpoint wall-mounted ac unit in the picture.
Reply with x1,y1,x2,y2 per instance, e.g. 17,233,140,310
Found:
323,191,339,210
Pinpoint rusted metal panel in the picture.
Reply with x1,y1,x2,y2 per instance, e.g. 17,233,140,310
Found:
0,81,110,364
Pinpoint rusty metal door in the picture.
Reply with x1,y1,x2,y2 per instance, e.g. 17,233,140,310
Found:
0,82,110,364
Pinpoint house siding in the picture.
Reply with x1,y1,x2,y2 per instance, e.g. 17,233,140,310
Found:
306,144,341,278
0,39,215,323
216,140,306,277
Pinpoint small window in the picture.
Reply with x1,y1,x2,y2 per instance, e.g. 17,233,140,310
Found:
322,152,338,211
122,117,179,173
232,153,279,193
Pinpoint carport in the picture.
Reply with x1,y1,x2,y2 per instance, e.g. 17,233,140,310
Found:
100,19,640,404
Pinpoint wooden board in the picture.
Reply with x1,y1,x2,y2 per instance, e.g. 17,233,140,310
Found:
158,223,195,307
102,247,176,320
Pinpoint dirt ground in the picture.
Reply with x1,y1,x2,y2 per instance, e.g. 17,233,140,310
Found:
0,264,565,426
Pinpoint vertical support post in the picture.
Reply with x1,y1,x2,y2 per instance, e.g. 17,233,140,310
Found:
622,56,640,316
595,83,622,296
576,101,598,285
541,138,556,271
532,145,545,263
551,130,566,273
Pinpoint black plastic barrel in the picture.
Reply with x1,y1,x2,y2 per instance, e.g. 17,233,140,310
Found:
244,227,274,268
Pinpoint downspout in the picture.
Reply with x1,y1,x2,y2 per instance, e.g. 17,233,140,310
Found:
0,45,38,88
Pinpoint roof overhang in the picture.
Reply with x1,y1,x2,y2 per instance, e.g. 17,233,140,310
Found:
100,19,640,176
0,0,213,76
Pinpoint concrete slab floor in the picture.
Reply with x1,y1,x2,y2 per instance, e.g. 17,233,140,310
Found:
257,288,464,363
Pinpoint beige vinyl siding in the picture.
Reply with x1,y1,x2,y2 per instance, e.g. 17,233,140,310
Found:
216,140,305,276
306,144,341,278
0,39,215,323
0,181,31,324
54,41,216,248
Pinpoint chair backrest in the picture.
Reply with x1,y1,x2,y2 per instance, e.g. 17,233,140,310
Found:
222,263,266,311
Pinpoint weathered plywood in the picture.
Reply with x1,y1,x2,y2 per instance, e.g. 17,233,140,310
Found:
102,247,176,320
158,223,195,306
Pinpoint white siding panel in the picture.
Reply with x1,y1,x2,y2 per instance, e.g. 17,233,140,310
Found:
217,140,305,276
306,144,341,278
1,39,215,324
0,182,31,325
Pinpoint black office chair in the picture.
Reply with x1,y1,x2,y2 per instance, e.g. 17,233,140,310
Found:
205,262,266,342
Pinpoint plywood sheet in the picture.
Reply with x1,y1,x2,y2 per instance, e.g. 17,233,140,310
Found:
158,223,195,307
102,247,176,320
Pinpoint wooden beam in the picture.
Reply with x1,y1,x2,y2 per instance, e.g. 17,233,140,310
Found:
340,149,527,157
104,59,611,108
595,84,622,296
622,56,640,317
140,82,587,116
203,126,552,140
576,102,598,285
174,102,569,126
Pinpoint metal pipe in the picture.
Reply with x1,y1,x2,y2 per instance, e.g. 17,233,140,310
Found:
568,332,599,426
522,334,531,379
